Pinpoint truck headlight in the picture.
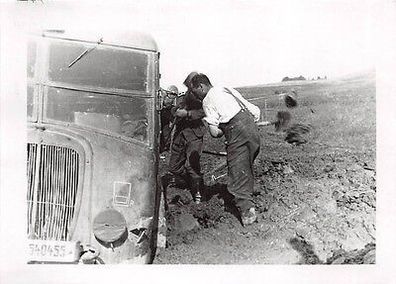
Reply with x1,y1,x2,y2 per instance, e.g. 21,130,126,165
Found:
93,209,127,246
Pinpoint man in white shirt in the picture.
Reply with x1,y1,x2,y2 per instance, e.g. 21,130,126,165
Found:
190,73,261,226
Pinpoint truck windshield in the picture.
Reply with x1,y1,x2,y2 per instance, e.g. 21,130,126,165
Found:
41,39,155,144
45,88,151,143
48,40,149,92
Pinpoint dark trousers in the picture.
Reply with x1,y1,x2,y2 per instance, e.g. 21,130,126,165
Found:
159,123,172,153
169,131,203,182
220,110,261,213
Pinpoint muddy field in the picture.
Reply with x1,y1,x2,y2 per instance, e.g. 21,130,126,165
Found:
154,72,376,264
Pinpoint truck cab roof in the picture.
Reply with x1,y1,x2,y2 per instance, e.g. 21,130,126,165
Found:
33,29,158,52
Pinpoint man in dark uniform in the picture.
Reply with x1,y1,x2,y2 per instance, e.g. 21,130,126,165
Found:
165,72,206,204
159,85,178,153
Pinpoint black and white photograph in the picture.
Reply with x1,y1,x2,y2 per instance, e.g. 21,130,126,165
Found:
0,0,395,283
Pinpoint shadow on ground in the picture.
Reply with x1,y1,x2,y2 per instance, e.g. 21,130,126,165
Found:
289,236,322,264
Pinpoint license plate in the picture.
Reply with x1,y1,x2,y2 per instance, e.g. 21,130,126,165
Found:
27,240,80,263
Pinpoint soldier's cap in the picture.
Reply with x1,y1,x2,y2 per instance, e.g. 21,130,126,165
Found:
165,85,179,95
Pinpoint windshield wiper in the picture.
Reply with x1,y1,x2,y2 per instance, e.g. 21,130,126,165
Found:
67,37,103,68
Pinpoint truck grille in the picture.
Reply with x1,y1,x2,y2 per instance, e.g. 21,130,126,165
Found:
27,143,80,241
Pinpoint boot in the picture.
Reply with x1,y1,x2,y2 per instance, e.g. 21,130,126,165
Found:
161,173,173,189
241,207,257,227
191,178,203,204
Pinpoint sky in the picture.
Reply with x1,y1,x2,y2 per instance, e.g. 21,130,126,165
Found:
2,0,378,90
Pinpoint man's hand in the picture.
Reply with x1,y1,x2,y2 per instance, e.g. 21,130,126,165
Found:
208,125,224,138
175,108,188,118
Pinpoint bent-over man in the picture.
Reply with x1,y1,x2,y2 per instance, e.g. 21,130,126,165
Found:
190,73,261,226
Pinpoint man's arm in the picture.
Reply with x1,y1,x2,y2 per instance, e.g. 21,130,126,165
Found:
175,108,206,120
182,91,206,120
187,108,205,120
171,93,186,117
173,107,205,120
208,124,224,138
244,100,261,122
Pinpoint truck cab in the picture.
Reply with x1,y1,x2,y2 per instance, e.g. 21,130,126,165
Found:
26,30,166,264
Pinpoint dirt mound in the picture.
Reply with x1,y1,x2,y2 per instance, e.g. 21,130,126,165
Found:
288,237,375,264
327,242,375,264
285,123,314,145
163,184,239,248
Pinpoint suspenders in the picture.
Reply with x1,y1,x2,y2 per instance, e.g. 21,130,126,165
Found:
223,87,254,118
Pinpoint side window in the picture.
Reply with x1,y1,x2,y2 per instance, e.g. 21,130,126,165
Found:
27,40,37,121
27,40,36,78
27,85,35,120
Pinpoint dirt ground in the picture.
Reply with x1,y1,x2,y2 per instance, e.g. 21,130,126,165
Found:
154,72,376,264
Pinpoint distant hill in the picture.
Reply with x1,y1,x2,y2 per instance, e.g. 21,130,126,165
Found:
236,70,375,100
282,75,306,82
237,70,375,90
